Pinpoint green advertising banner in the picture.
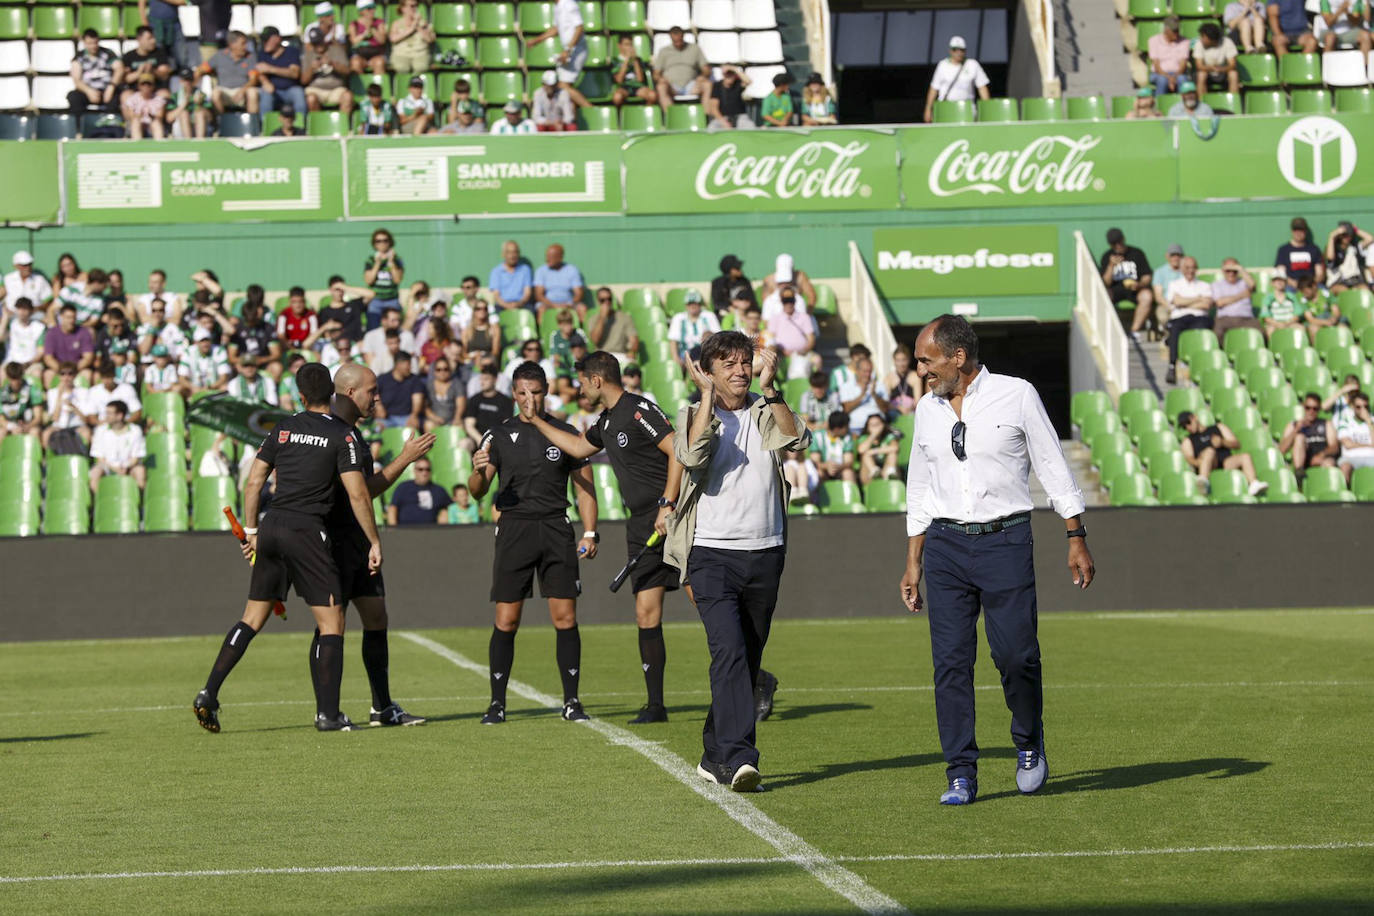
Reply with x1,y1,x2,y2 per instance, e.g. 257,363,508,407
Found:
345,134,623,218
899,121,1179,210
872,225,1060,298
622,129,900,214
63,139,344,225
0,142,60,225
1177,113,1374,202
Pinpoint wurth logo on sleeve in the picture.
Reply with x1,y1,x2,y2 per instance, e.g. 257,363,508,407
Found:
284,432,331,447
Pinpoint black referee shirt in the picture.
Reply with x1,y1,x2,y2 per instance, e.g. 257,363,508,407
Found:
323,419,375,531
255,411,368,522
585,393,671,515
480,414,587,519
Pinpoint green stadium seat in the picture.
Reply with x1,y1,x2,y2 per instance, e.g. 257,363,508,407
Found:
1224,406,1264,438
1080,410,1122,444
570,104,614,131
1231,348,1276,377
620,105,663,132
34,6,74,39
1244,366,1286,396
1249,447,1285,477
1177,18,1214,39
818,480,865,514
1335,88,1374,113
1177,328,1219,366
1126,410,1171,444
1202,91,1240,113
976,97,1017,122
580,0,604,31
0,7,28,41
474,1,516,32
518,0,555,32
1207,386,1249,419
1145,448,1188,484
1091,431,1133,464
1136,20,1164,52
497,307,537,342
931,100,975,123
1071,390,1112,428
1136,428,1181,462
1197,367,1240,401
1019,97,1063,121
1242,90,1286,115
1327,359,1374,392
307,110,351,137
1264,400,1303,434
812,284,838,317
1314,325,1356,356
477,35,520,69
1156,92,1182,112
1256,384,1297,416
380,426,417,465
77,5,120,38
432,2,474,34
0,434,40,465
863,479,905,513
1237,54,1279,88
1097,451,1143,484
42,499,89,535
1128,0,1168,17
1065,95,1107,120
1280,52,1322,86
1291,364,1334,400
1117,388,1159,421
1337,287,1374,316
0,499,40,537
621,288,661,314
94,495,140,534
1109,95,1134,119
665,103,706,131
1303,466,1355,503
144,499,189,533
1108,472,1158,507
1158,470,1209,506
481,71,524,105
1351,466,1374,501
1289,88,1332,113
1175,0,1218,14
583,34,610,68
1164,387,1204,419
788,500,820,517
192,476,237,531
1208,469,1256,505
1257,467,1304,502
1222,326,1264,361
1268,325,1309,358
604,0,646,31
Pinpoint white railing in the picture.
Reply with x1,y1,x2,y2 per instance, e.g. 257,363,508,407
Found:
802,0,834,89
847,241,898,380
1025,0,1061,97
1073,230,1128,399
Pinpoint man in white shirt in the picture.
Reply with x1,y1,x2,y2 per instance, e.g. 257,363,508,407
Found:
923,35,990,123
134,269,183,326
900,315,1094,806
360,306,415,375
490,101,537,135
527,0,590,108
532,70,576,131
137,297,188,364
1163,256,1215,385
88,399,147,494
179,327,231,395
2,251,53,318
837,355,888,435
226,355,280,405
82,363,142,425
667,290,722,368
2,298,47,376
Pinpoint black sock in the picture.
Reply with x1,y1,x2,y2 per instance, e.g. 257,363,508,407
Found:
638,625,666,707
308,629,321,710
314,634,344,720
489,627,515,707
361,629,391,711
556,625,581,702
203,622,255,699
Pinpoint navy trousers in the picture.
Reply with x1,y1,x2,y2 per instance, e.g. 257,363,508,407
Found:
687,545,785,772
924,523,1043,782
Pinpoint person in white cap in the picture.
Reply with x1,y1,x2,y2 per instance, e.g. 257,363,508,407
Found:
759,253,816,318
490,100,536,135
2,252,53,319
923,35,990,123
527,0,590,108
532,70,576,131
305,2,346,45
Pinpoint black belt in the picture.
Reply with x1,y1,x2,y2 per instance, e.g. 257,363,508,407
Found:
931,512,1031,536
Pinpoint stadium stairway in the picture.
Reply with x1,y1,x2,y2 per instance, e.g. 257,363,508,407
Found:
1129,334,1171,400
1058,0,1136,96
771,0,812,84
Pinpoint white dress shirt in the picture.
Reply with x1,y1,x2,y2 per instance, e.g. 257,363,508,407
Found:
905,367,1084,536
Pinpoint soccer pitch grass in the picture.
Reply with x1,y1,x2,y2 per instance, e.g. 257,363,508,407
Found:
2,609,1372,914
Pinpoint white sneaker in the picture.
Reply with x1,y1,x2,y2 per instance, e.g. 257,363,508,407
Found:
729,763,762,793
1016,750,1048,794
1196,474,1210,494
1248,479,1269,496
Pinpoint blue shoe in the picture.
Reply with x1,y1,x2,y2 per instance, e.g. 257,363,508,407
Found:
940,777,977,805
1016,749,1048,794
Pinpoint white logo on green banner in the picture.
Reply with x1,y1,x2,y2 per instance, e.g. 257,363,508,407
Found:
927,135,1105,198
364,144,607,205
692,140,872,202
75,150,322,212
872,226,1060,298
1276,116,1356,196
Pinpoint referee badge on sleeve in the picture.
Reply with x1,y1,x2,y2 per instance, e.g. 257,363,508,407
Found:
546,446,562,461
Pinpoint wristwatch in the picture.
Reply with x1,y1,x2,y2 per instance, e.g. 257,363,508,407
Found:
762,389,785,405
1066,527,1087,539
657,497,677,509
582,531,600,543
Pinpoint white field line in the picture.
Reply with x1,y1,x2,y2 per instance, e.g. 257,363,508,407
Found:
399,631,912,916
2,841,1369,886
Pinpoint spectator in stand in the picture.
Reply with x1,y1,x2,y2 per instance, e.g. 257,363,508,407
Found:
547,308,587,399
503,339,557,386
119,26,172,104
95,308,137,366
303,27,356,117
143,344,180,393
532,71,577,132
0,361,44,443
439,79,485,134
810,410,857,484
444,483,481,524
276,287,317,350
376,350,424,430
69,29,125,119
230,299,282,368
42,305,95,386
363,228,404,328
3,252,53,319
857,413,902,484
760,253,817,314
1298,275,1340,343
707,66,752,129
621,362,656,403
711,254,753,314
1126,87,1163,119
1151,244,1185,320
1325,373,1363,431
783,439,818,506
760,73,794,127
43,362,89,451
451,276,485,332
103,270,127,311
82,361,141,424
612,34,657,110
179,327,230,395
739,303,773,374
1148,16,1192,96
884,344,921,415
768,287,819,380
461,302,501,368
1,299,45,379
134,269,180,326
923,36,990,122
526,0,591,108
107,340,138,388
88,400,146,494
489,241,533,313
396,76,436,134
190,301,233,347
1211,258,1261,344
1194,23,1240,94
358,83,398,134
1163,256,1214,384
314,274,374,344
166,73,211,139
268,103,302,135
463,362,514,440
652,26,710,114
1167,81,1218,135
320,330,362,377
361,306,415,374
491,100,537,134
1258,273,1303,340
225,355,278,404
1225,0,1268,53
838,355,887,435
53,254,85,296
1179,411,1267,495
1268,0,1320,54
305,1,346,44
348,0,389,75
1279,393,1338,480
418,313,459,372
276,351,306,410
533,244,586,321
59,268,110,329
1325,221,1372,293
206,30,259,116
798,370,841,432
829,343,870,393
668,289,721,368
801,73,837,125
423,357,467,436
256,26,306,114
388,0,436,73
1100,228,1155,341
1318,0,1372,52
1277,216,1326,285
139,0,190,68
1338,391,1374,483
588,287,639,364
137,298,187,363
388,459,450,524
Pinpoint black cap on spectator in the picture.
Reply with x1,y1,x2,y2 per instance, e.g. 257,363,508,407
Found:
280,103,295,117
307,26,326,44
1106,227,1125,245
409,76,424,88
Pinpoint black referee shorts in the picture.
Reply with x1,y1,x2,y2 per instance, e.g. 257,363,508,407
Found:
490,515,581,603
330,525,385,605
626,509,678,594
248,514,344,608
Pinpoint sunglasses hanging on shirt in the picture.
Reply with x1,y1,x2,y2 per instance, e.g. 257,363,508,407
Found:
951,420,966,461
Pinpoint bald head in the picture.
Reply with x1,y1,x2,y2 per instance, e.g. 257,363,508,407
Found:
335,362,374,393
334,363,379,421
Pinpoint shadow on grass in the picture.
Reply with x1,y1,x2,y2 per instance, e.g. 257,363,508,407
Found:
770,702,873,721
977,757,1272,801
0,732,98,744
764,749,1017,790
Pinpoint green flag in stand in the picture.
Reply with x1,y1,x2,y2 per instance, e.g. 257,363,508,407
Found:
187,394,291,446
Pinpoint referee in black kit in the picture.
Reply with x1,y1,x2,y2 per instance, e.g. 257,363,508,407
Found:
468,361,600,725
899,315,1094,806
193,363,382,733
526,351,682,724
664,332,810,793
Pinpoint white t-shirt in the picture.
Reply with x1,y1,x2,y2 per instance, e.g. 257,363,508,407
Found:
838,377,885,434
449,300,475,333
760,289,812,322
693,404,784,549
180,345,230,387
90,423,146,468
4,270,53,314
554,0,584,49
46,387,85,429
929,57,990,102
490,117,537,135
226,373,279,405
143,362,180,392
138,321,188,362
360,326,416,374
6,315,46,364
668,310,722,351
137,291,183,317
82,382,142,421
1167,277,1213,318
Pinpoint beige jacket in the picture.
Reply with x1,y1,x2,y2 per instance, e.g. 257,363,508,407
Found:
664,394,811,583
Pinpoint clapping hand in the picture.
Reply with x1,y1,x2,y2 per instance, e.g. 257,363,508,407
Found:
757,346,779,391
687,358,715,398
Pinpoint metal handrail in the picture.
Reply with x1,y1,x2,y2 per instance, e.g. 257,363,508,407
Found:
847,240,898,380
1073,230,1128,399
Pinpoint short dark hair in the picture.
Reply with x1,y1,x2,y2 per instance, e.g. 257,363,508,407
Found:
150,269,166,281
577,350,621,385
5,361,23,380
744,303,762,316
1303,392,1322,404
511,360,548,390
57,360,77,374
827,410,849,431
453,483,469,494
1177,411,1195,428
1353,391,1370,407
135,25,154,38
384,327,400,340
107,399,128,418
849,344,872,360
228,30,246,44
14,296,31,310
328,274,346,287
927,314,980,362
1198,22,1221,42
462,274,480,286
59,303,76,314
87,268,108,286
81,27,99,39
479,363,499,377
521,337,542,354
106,306,126,322
98,361,115,378
296,362,334,407
699,329,753,372
394,349,412,362
289,285,305,298
808,370,828,388
1106,227,1125,246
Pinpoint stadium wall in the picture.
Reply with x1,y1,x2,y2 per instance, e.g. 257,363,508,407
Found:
5,505,1371,642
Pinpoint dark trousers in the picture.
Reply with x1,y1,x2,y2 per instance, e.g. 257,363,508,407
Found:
1166,313,1214,366
687,545,785,771
924,523,1042,782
